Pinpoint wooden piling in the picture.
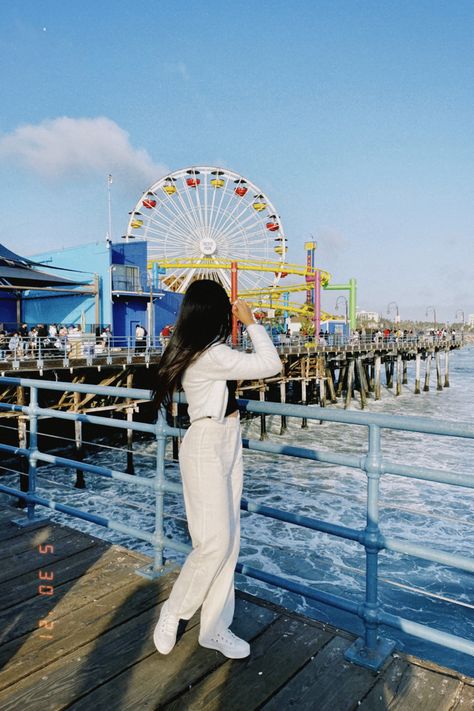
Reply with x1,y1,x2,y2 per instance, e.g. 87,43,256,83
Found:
344,359,354,409
319,378,326,408
374,355,381,400
355,358,366,409
414,352,421,394
367,363,375,393
301,379,308,428
423,353,432,392
444,349,450,387
385,359,393,388
402,357,408,384
325,367,337,404
435,350,443,391
395,354,402,396
336,364,346,397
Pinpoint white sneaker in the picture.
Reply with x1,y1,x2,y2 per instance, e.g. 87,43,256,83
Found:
199,628,250,659
153,601,180,655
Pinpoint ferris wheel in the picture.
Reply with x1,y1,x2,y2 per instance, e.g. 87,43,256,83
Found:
124,166,287,293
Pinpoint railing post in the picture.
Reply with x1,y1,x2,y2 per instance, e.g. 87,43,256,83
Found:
345,424,395,671
136,407,171,579
12,386,48,529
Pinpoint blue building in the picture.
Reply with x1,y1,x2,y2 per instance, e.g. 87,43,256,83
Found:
22,240,182,341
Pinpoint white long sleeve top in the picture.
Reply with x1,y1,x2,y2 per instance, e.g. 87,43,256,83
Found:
181,323,282,424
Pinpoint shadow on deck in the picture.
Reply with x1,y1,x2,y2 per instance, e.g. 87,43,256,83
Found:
0,500,472,710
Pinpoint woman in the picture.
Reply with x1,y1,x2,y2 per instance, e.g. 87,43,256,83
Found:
152,279,281,659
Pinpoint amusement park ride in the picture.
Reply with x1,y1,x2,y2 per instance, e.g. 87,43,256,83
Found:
123,166,356,341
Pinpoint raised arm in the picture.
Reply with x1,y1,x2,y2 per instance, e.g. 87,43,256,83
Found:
206,323,282,380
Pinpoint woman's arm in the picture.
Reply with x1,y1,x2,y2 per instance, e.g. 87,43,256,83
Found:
205,323,282,380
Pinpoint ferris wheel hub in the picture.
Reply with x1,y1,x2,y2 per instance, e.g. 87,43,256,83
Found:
199,237,217,255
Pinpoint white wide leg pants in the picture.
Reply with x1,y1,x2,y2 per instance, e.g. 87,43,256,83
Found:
166,414,243,638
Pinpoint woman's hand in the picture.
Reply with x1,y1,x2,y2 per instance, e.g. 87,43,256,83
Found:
232,299,256,327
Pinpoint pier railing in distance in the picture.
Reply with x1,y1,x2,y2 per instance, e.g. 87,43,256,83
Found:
0,376,473,672
0,333,463,370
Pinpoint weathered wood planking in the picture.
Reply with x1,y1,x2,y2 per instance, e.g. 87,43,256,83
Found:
0,501,472,711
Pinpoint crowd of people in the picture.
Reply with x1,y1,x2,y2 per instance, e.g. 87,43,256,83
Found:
0,323,113,361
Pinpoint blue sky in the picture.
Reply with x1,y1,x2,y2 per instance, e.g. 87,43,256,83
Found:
0,0,473,321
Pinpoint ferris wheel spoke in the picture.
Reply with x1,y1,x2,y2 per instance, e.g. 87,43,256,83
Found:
209,191,258,242
206,173,231,238
145,211,198,245
208,182,248,240
148,188,199,236
182,175,206,237
144,222,195,254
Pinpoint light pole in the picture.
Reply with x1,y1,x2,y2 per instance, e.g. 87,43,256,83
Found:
426,305,437,331
455,309,465,326
387,301,399,325
455,309,465,343
335,296,349,340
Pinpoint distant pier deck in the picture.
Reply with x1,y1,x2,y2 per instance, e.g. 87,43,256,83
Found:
1,500,473,711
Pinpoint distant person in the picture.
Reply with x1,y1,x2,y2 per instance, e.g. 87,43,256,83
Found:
135,324,147,353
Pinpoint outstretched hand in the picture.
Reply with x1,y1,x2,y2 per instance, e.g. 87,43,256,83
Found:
232,299,256,327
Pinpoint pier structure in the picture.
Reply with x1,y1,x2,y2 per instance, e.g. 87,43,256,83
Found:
0,335,462,461
0,376,473,705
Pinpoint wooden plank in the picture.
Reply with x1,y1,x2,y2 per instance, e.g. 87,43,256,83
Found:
0,524,100,583
0,522,73,560
386,664,461,711
0,536,110,611
165,614,333,710
358,657,409,709
261,635,378,711
0,547,159,646
0,566,176,692
64,598,278,711
452,683,474,709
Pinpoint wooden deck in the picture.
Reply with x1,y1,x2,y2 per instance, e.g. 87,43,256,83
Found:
0,500,473,710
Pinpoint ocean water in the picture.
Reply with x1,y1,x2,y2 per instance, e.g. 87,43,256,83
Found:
3,345,473,675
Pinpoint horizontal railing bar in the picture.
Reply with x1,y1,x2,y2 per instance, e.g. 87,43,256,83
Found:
166,425,474,490
0,377,152,400
172,393,474,440
382,461,474,489
241,498,361,542
236,561,360,615
35,452,156,490
0,485,155,544
239,401,474,439
0,404,157,434
379,610,474,657
381,535,474,574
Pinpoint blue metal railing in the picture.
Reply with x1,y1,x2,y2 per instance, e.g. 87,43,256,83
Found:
0,376,473,671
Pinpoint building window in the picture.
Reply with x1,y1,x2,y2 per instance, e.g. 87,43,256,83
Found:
112,265,141,292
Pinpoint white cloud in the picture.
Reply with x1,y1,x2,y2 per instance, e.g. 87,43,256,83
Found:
0,116,167,186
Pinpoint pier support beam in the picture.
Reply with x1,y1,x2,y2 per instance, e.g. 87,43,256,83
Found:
345,359,355,409
374,355,381,400
402,358,408,385
444,349,450,388
435,351,443,391
423,353,432,392
395,354,402,396
385,359,393,389
301,379,308,428
325,367,337,404
414,353,421,394
356,358,366,409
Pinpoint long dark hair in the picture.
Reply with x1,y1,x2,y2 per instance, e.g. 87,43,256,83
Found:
153,279,232,411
